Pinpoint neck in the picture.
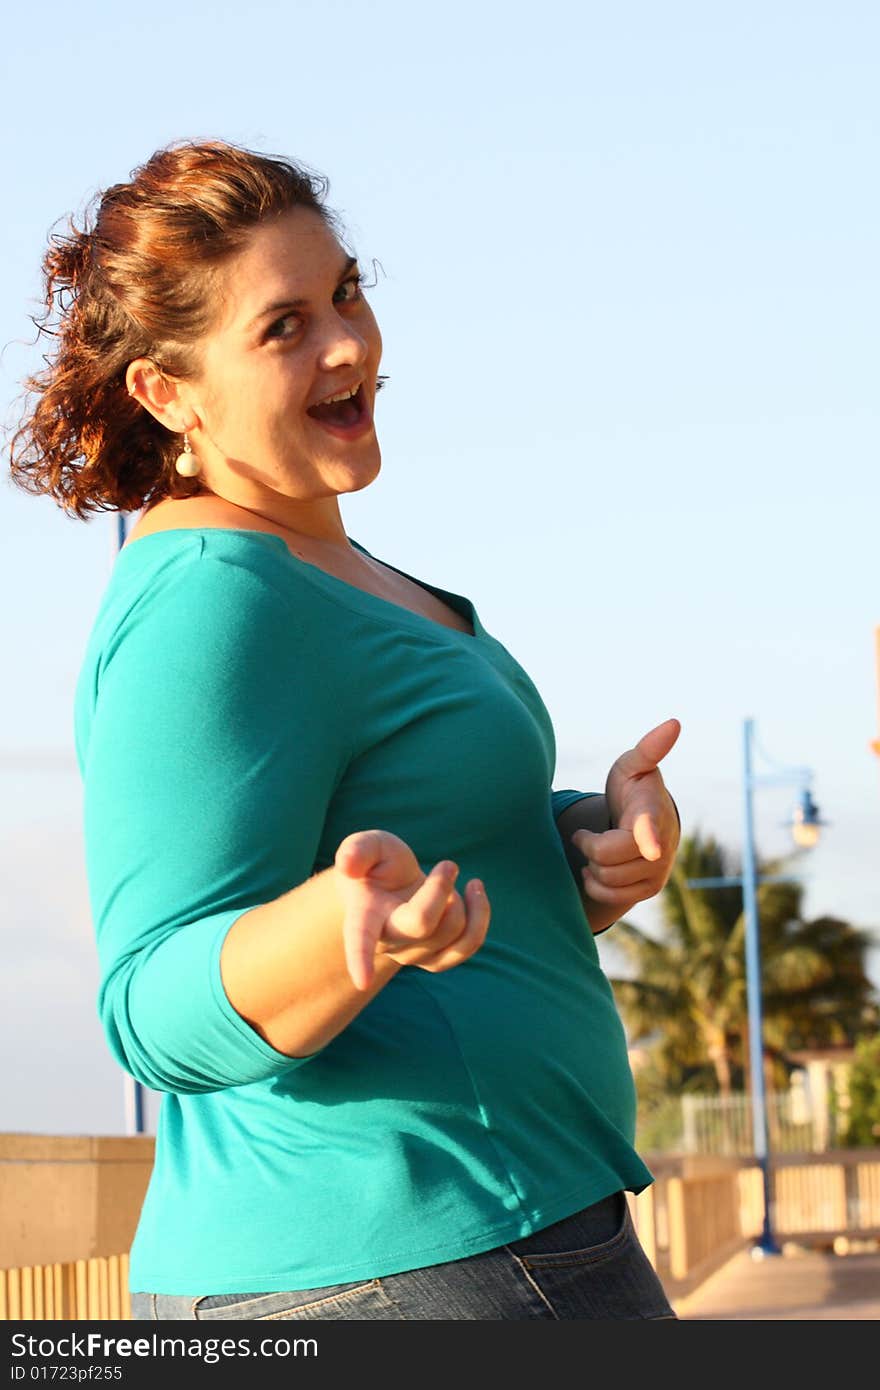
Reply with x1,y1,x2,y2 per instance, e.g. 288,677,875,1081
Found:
162,490,353,551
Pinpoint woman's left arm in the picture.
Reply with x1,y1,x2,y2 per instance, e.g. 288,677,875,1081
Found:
554,719,682,936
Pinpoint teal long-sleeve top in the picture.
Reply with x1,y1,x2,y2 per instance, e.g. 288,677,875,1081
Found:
73,527,654,1295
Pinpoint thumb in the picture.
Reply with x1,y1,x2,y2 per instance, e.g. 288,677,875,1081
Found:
631,811,662,862
614,717,681,779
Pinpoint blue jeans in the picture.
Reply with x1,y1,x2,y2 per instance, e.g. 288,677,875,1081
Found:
130,1190,677,1320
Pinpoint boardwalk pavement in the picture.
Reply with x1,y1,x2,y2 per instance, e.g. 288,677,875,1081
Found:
671,1244,880,1320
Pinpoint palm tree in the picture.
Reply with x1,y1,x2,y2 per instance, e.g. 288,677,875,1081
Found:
610,831,878,1107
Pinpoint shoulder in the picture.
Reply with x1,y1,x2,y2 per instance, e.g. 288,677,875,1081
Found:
115,528,304,623
95,533,308,702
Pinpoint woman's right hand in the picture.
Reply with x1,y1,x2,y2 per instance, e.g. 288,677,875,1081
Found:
333,830,491,991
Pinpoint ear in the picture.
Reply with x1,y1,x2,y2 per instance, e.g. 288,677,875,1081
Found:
126,358,198,433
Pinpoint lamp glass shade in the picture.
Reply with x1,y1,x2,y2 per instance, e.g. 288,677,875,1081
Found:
790,820,821,849
789,788,822,849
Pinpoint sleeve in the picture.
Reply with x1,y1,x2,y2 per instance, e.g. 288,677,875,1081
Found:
551,788,602,821
80,552,350,1095
550,788,617,936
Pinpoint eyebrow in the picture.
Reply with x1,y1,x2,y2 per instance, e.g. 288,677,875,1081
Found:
245,255,359,331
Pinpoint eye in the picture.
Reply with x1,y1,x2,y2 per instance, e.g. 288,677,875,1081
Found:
334,272,364,305
264,312,302,343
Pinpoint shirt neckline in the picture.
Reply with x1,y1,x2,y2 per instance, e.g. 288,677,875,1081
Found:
117,526,486,644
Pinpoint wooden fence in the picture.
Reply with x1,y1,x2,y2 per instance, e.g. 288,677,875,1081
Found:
2,1136,879,1318
634,1150,880,1297
0,1256,130,1321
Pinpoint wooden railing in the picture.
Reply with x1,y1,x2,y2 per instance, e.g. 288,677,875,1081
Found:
1,1257,130,1321
3,1136,879,1318
629,1150,880,1299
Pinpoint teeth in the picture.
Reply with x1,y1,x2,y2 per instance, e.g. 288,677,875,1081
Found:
317,384,359,406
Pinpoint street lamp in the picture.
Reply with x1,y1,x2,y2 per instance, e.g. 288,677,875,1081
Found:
742,718,826,1256
688,717,826,1259
787,788,823,850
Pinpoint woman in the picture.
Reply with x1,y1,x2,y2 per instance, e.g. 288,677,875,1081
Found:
10,139,682,1320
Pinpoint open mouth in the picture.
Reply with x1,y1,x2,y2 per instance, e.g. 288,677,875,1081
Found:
306,381,369,433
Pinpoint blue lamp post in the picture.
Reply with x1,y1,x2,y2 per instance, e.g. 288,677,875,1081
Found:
688,717,826,1258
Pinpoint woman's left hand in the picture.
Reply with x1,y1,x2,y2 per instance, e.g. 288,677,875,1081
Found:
573,718,681,909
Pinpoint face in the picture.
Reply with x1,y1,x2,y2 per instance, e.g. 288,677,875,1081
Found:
181,207,383,531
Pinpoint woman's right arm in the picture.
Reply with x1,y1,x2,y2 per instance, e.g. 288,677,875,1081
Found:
77,551,485,1095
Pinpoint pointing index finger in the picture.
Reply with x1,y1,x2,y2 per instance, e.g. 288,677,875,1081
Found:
614,718,681,779
343,905,386,992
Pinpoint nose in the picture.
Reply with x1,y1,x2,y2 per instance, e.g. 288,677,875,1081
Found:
316,311,370,372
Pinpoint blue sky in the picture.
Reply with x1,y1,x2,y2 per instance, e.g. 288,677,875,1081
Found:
1,0,878,1135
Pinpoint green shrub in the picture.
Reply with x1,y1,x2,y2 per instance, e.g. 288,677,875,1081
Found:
839,1034,880,1147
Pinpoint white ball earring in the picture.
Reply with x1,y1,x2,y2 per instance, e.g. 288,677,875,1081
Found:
175,433,201,477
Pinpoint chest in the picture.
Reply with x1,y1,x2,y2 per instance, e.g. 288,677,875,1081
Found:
347,564,475,635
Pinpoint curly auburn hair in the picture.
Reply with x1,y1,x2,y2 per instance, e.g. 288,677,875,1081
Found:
7,139,339,519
